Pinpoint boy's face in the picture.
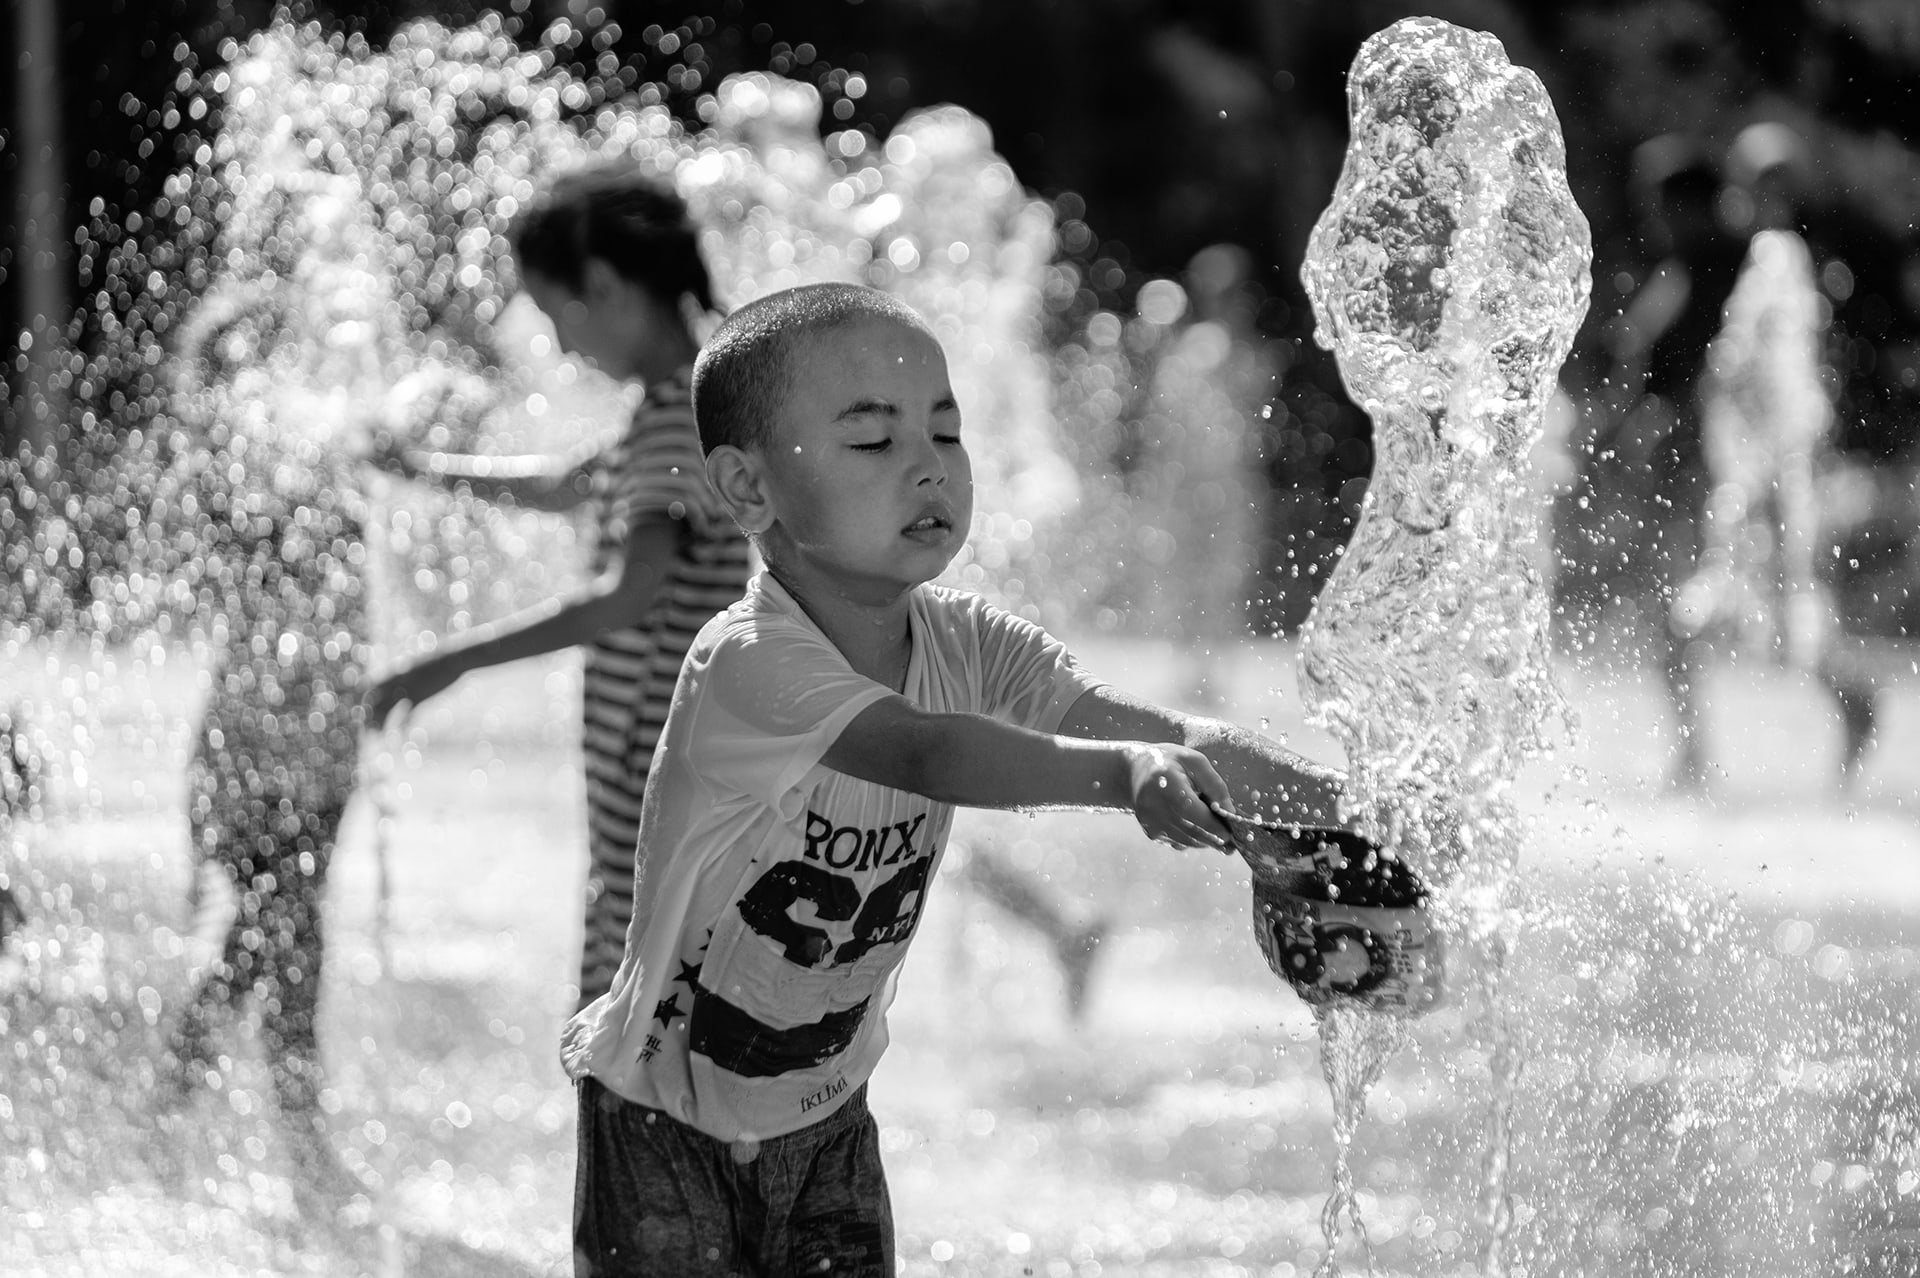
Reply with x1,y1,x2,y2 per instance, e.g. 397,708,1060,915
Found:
749,315,972,602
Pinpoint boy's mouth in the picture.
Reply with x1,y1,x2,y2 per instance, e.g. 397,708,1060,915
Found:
903,511,951,539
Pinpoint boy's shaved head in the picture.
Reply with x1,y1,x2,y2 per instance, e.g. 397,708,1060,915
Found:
693,282,933,455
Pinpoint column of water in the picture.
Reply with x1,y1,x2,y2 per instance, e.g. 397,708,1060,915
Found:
1295,17,1591,1275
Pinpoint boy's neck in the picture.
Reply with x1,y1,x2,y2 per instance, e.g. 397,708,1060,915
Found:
772,569,915,692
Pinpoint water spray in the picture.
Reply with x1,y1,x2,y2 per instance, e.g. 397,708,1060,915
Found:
1287,16,1592,1275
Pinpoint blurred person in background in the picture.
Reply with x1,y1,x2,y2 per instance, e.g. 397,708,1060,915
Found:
1603,136,1752,792
1722,122,1920,788
1667,125,1835,787
365,163,752,1009
1670,120,1920,789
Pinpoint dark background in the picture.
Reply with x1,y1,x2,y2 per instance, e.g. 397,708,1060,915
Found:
4,0,1918,633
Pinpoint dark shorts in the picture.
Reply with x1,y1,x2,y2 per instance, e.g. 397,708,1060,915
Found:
573,1076,893,1278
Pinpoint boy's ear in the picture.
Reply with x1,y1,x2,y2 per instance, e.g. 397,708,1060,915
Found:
705,445,775,535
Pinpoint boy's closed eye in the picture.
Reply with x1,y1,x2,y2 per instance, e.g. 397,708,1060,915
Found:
838,400,895,452
838,396,962,451
851,430,963,452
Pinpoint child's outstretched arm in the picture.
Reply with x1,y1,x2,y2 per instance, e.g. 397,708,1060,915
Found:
369,440,599,514
1056,684,1348,830
363,518,679,726
821,699,1239,852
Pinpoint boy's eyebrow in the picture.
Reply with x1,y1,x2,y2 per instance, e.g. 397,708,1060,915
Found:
834,397,898,420
832,392,960,420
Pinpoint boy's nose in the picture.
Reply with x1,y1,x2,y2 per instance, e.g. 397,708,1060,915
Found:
908,439,947,486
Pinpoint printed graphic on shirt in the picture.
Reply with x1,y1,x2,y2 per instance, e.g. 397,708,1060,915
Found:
688,804,938,1079
636,928,713,1067
689,987,871,1078
739,810,931,968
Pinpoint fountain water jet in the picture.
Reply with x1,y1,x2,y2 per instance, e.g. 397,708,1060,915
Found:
1295,17,1590,1274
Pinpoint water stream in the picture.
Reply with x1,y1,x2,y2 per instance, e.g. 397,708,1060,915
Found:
1295,18,1592,1274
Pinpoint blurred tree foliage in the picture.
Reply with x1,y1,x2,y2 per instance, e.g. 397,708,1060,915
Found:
3,0,1916,634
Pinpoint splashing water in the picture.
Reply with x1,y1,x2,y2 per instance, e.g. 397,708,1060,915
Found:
1297,17,1591,1274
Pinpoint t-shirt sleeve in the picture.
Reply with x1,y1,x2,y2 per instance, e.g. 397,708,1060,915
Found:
967,597,1108,733
686,618,894,822
612,398,731,541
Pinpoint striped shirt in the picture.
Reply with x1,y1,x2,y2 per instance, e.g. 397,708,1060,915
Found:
579,369,751,1005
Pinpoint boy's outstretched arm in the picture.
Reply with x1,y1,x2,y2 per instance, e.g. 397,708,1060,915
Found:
822,699,1238,852
1056,685,1348,830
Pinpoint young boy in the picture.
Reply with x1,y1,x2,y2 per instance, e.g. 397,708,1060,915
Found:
562,282,1353,1275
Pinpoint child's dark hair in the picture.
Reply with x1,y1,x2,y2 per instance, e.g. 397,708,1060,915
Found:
692,282,931,456
508,161,714,311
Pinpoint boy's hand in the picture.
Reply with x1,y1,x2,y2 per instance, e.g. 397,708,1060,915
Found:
1122,743,1235,852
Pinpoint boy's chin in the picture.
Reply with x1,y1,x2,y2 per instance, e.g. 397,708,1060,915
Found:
881,553,963,596
906,544,965,583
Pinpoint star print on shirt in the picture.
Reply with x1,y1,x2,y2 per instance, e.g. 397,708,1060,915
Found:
652,992,684,1027
651,933,711,1030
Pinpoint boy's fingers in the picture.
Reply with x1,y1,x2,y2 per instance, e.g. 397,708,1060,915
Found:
1182,757,1238,845
1139,801,1220,852
1186,754,1230,805
1183,779,1237,849
1171,789,1233,852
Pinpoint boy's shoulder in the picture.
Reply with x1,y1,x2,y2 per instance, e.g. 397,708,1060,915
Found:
694,579,1053,665
915,582,1047,634
695,575,816,647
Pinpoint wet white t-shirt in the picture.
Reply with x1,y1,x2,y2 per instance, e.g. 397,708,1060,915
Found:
560,573,1104,1141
